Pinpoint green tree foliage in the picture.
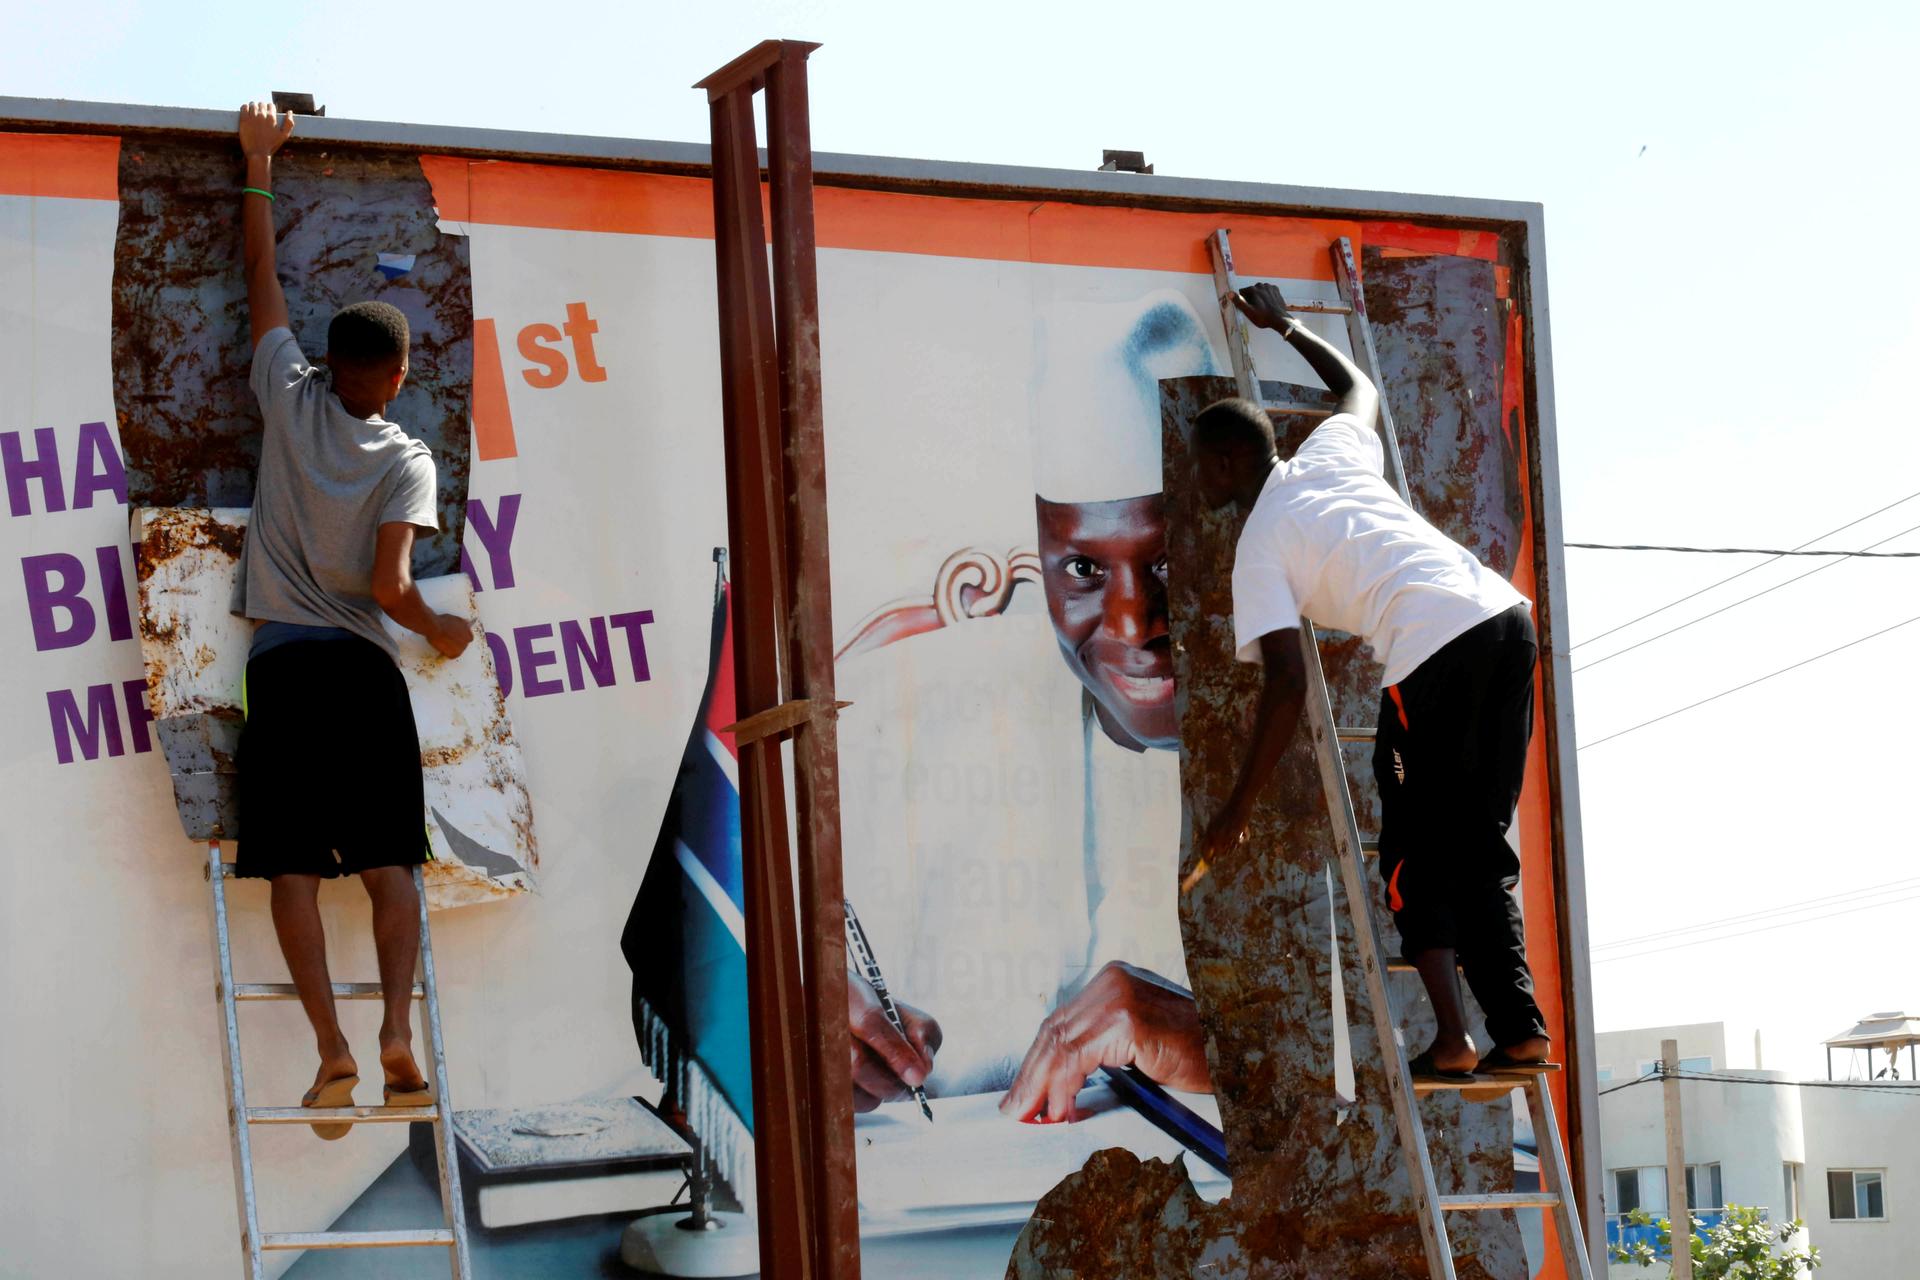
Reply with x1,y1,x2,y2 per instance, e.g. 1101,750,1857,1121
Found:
1610,1203,1819,1278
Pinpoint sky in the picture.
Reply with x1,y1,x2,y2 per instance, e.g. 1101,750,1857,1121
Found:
6,0,1916,1082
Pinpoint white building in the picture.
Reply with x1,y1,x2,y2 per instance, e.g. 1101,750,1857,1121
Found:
1595,1016,1920,1278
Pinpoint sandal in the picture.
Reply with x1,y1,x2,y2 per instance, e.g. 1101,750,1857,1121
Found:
302,1074,359,1140
1476,1046,1556,1075
383,1081,434,1108
1407,1049,1474,1083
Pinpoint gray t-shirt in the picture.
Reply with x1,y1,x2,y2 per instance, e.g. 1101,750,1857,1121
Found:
230,327,439,660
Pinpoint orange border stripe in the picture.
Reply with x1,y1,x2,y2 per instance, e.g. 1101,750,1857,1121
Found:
419,156,1354,279
1363,220,1500,263
470,318,518,461
0,133,119,201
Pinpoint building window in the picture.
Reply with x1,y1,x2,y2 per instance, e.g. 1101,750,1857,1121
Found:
1611,1166,1722,1219
1828,1169,1886,1221
1685,1163,1724,1211
1613,1169,1641,1215
1597,1066,1614,1084
1784,1162,1803,1221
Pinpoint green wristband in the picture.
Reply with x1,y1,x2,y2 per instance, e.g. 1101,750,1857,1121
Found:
241,186,275,202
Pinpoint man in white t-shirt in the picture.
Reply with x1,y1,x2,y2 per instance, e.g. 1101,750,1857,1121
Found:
1191,283,1550,1081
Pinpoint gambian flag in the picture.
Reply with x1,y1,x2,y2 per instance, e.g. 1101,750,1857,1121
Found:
622,551,753,1199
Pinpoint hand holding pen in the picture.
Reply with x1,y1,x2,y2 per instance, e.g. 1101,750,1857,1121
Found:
844,900,940,1121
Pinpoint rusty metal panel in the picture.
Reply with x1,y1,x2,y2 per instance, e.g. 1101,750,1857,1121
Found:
111,138,471,576
1361,249,1523,579
131,506,535,909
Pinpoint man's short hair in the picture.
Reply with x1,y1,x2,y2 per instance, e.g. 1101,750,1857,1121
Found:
1193,397,1276,456
327,301,410,372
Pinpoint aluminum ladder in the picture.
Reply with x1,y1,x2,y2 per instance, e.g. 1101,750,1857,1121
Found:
1207,230,1595,1280
205,840,472,1278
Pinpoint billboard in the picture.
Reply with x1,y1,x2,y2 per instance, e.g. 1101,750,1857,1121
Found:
0,108,1589,1279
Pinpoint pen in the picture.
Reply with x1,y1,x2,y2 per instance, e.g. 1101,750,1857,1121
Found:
842,898,933,1123
1101,1065,1228,1175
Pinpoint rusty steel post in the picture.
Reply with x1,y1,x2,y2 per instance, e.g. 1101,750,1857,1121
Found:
698,38,861,1280
763,50,865,1280
706,79,815,1279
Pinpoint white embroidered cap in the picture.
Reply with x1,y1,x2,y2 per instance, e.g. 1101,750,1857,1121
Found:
1030,289,1220,504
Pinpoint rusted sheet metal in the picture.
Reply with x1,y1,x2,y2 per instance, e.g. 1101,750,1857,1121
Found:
112,138,471,576
1008,368,1526,1278
1361,249,1522,580
131,507,536,909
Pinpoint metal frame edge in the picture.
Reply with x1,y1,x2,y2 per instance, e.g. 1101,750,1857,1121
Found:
1517,203,1602,1274
0,95,1540,226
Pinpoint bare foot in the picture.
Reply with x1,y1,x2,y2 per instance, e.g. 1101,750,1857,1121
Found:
379,1034,428,1094
1499,1036,1552,1064
305,1046,358,1101
1426,1033,1479,1075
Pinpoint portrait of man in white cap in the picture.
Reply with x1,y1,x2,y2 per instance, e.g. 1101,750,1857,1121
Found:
997,288,1222,1121
837,287,1228,1119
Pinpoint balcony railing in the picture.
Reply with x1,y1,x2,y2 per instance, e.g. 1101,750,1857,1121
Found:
1605,1209,1729,1253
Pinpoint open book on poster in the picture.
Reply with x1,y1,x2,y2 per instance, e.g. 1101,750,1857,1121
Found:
854,1080,1231,1235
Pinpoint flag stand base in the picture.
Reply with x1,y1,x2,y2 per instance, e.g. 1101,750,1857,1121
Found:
620,1208,759,1277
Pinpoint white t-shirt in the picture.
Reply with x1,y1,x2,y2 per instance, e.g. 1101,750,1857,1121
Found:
1230,413,1527,687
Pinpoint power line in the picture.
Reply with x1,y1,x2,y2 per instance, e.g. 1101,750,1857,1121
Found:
1670,1071,1920,1095
1598,1075,1659,1098
1569,542,1920,558
1600,1070,1920,1095
1568,488,1920,651
1573,520,1920,674
1590,876,1920,951
1577,612,1920,751
1589,889,1920,963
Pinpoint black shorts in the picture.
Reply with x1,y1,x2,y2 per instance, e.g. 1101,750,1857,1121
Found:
234,634,431,880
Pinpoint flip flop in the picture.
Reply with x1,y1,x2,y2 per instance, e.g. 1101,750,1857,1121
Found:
302,1074,359,1140
1407,1049,1474,1083
383,1081,434,1108
1476,1047,1557,1075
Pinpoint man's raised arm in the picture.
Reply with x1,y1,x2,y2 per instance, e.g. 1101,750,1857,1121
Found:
1234,282,1379,429
238,101,295,348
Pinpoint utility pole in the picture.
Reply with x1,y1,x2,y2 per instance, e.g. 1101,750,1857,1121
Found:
1662,1039,1693,1280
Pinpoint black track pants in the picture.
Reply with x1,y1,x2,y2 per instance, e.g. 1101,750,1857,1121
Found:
1373,603,1547,1049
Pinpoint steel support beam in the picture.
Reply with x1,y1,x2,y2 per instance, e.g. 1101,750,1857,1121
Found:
698,38,862,1280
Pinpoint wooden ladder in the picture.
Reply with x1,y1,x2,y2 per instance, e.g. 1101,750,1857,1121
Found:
1207,230,1595,1280
205,840,472,1278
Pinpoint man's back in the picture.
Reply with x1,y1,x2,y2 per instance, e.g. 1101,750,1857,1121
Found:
233,326,437,656
1230,413,1523,686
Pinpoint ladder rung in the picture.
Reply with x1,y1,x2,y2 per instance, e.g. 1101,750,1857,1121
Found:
1412,1075,1512,1094
1439,1192,1563,1212
261,1229,454,1250
231,982,424,1001
246,1105,438,1124
1384,956,1464,973
1336,726,1375,741
1285,300,1354,316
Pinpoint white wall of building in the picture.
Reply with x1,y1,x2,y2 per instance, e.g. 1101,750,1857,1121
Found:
1799,1082,1920,1278
1598,1063,1806,1277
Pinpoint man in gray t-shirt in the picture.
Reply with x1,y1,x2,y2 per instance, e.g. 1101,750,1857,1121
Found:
229,99,473,1135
